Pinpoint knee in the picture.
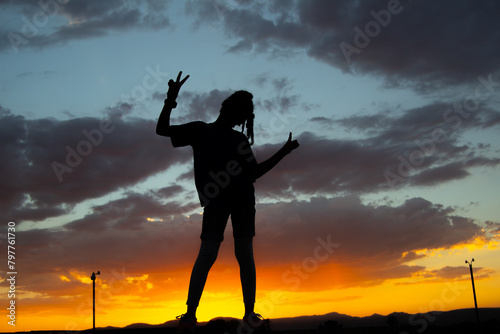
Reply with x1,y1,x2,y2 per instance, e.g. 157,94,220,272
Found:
234,239,254,264
235,251,254,265
200,250,218,265
198,240,221,264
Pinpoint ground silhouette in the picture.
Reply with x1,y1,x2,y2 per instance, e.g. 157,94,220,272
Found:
17,308,498,334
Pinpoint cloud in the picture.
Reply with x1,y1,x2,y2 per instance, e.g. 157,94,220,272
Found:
0,0,172,53
485,221,500,235
3,89,499,223
332,111,392,133
175,89,232,123
2,77,498,310
255,76,302,115
256,196,483,264
253,123,500,199
4,86,497,301
252,195,494,290
16,70,61,79
168,73,313,137
428,266,471,280
309,116,335,128
280,100,500,196
10,194,494,303
137,90,500,202
64,190,197,232
185,0,500,92
0,104,191,222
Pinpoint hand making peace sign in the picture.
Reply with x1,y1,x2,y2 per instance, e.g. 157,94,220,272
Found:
167,71,190,101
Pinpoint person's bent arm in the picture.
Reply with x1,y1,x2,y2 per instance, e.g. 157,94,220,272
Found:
254,133,299,179
156,71,189,137
156,101,176,136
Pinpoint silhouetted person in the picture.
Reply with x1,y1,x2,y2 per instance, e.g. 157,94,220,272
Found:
156,71,299,333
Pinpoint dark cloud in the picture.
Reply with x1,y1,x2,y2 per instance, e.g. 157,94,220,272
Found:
153,184,186,199
171,74,312,129
175,89,232,123
0,104,191,222
429,266,471,280
185,0,500,92
255,76,302,115
253,196,489,290
0,0,171,53
311,101,500,193
333,111,392,133
309,116,334,127
254,121,500,198
152,91,166,102
3,89,499,223
0,76,310,223
485,221,500,234
2,71,498,310
64,190,197,232
256,196,482,265
409,162,470,186
11,195,493,298
4,83,497,299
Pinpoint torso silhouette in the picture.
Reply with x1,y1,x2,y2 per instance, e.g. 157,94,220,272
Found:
169,121,257,206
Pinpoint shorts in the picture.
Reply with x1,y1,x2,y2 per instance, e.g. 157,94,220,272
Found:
200,203,256,242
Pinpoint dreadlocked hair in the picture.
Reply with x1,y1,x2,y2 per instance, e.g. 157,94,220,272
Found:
242,113,255,146
221,90,255,145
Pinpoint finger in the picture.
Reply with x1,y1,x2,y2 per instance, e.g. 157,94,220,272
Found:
180,74,190,85
176,71,182,82
288,132,292,141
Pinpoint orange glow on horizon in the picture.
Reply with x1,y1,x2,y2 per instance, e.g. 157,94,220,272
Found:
3,242,499,332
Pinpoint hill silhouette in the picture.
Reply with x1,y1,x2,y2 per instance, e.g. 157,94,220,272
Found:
13,308,500,334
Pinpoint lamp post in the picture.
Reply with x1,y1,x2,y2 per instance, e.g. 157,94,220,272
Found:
465,259,479,327
90,271,100,330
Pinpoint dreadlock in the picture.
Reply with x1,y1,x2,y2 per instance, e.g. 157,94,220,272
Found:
242,112,255,146
221,90,255,145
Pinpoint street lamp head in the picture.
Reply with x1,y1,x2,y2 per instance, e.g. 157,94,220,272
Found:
471,258,474,262
96,270,100,275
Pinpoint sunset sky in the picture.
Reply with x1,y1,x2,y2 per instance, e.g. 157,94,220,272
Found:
1,0,500,331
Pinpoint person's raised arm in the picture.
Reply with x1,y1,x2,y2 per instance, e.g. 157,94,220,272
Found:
156,71,189,137
254,132,299,179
